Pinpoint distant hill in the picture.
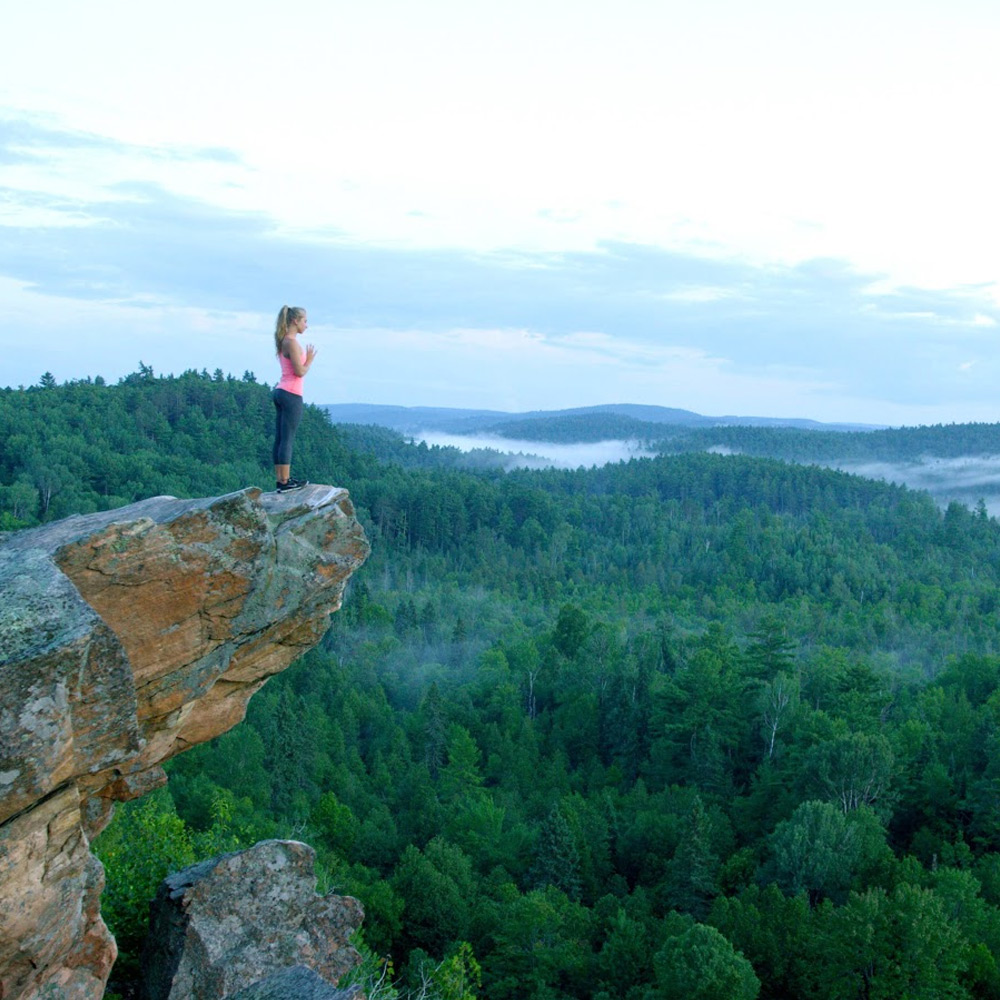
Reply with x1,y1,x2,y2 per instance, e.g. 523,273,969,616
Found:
324,403,1000,515
321,404,509,434
322,402,876,438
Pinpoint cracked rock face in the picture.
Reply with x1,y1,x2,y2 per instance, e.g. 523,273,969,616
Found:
225,966,362,1000
0,487,369,1000
141,840,363,1000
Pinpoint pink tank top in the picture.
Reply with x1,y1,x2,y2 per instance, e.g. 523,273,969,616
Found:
277,351,304,396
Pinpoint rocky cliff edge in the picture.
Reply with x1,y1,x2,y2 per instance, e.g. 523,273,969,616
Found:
0,485,370,1000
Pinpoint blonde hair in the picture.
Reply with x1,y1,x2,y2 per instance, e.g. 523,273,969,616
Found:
274,305,306,355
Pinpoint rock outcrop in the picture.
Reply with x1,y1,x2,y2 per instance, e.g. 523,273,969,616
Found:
226,965,361,1000
0,486,370,1000
141,840,362,1000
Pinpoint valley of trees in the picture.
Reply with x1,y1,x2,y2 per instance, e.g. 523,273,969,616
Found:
7,371,1000,998
435,406,1000,468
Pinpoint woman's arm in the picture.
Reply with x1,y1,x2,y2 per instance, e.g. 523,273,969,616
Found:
285,340,317,376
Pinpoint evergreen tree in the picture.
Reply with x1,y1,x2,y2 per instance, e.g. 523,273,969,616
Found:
667,796,719,919
422,682,448,779
530,803,583,901
744,614,795,680
812,884,966,1000
439,725,484,804
554,603,591,659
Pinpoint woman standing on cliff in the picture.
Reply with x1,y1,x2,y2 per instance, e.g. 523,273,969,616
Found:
272,305,316,493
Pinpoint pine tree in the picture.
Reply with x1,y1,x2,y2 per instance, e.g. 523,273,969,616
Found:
422,683,448,778
668,796,719,919
530,803,582,900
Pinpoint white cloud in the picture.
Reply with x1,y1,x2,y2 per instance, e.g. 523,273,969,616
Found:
5,1,1000,284
0,277,268,387
326,322,849,418
860,305,1000,328
659,286,741,304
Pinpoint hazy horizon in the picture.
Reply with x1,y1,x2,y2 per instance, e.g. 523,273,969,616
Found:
325,400,888,431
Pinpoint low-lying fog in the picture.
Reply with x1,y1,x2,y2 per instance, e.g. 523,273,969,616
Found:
418,432,1000,516
416,432,656,470
834,456,1000,516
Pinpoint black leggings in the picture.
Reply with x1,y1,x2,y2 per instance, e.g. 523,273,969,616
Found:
272,387,304,466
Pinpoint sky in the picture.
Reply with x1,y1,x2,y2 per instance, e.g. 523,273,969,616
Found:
2,0,999,426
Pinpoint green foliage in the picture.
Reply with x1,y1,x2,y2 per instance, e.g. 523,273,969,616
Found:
652,923,760,1000
666,796,720,918
803,731,896,817
16,375,1000,997
483,885,592,999
759,801,891,905
530,804,583,900
93,790,196,984
708,885,812,998
553,604,591,659
440,726,484,804
311,791,360,856
810,884,967,999
663,419,1000,465
0,368,352,524
428,942,482,1000
393,839,475,956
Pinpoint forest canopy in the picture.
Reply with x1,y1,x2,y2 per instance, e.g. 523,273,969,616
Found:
6,370,1000,999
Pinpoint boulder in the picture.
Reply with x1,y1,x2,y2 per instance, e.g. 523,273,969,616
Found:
225,965,362,999
0,486,370,999
141,840,363,1000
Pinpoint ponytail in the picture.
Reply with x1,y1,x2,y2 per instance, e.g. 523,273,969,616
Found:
274,305,304,355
